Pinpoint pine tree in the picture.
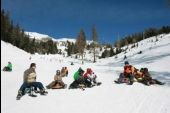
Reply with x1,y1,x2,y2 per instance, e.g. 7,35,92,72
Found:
110,47,114,57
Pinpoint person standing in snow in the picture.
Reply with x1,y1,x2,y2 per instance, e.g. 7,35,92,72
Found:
16,63,48,100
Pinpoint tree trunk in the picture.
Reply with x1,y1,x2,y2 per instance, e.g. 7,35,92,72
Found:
93,47,96,63
82,53,84,64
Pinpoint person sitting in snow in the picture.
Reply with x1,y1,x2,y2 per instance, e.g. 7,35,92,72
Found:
46,70,66,89
3,62,12,71
115,61,135,85
16,63,48,100
83,68,101,87
60,67,68,77
69,67,85,89
138,68,164,86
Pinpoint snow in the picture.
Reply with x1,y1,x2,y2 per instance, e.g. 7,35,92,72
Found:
25,31,92,44
54,38,76,43
25,32,51,40
1,33,170,113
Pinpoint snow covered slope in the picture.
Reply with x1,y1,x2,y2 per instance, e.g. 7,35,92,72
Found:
25,32,51,40
1,33,170,113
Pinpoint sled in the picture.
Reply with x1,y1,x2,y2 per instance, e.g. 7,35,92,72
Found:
52,84,67,89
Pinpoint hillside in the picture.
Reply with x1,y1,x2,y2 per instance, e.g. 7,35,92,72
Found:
1,33,170,113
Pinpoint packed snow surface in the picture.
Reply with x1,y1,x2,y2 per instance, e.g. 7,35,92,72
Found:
1,33,170,113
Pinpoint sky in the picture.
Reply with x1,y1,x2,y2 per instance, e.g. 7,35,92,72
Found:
1,0,170,43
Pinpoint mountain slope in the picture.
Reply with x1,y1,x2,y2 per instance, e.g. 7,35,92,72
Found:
1,33,170,113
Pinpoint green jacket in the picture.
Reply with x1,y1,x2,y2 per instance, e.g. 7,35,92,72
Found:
74,71,79,80
7,63,12,70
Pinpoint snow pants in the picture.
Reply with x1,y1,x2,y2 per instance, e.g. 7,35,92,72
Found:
19,82,44,94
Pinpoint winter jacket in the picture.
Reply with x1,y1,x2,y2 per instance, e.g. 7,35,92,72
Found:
46,74,65,89
134,71,144,81
54,74,63,82
60,68,68,77
83,72,90,79
54,74,65,87
84,72,97,81
27,73,36,83
74,71,79,80
23,68,36,83
124,65,135,75
7,63,12,70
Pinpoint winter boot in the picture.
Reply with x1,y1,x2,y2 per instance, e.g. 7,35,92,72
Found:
128,80,133,85
40,89,48,95
96,82,102,86
29,87,37,97
155,80,165,85
16,91,23,100
63,84,67,89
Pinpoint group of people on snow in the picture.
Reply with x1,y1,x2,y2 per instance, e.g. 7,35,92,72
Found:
15,63,101,100
69,67,101,90
115,61,164,86
3,61,164,100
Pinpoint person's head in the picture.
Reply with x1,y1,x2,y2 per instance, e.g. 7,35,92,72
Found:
8,62,11,64
78,67,84,75
87,68,92,74
65,67,67,70
143,68,148,73
56,70,60,75
30,63,36,68
124,61,129,65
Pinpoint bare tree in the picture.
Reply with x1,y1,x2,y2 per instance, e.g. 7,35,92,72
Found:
92,26,98,63
76,29,86,64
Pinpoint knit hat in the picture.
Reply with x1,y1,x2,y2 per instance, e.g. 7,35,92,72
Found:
124,61,129,65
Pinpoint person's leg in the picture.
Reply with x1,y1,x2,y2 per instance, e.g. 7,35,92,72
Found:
16,82,30,100
46,81,56,89
18,82,30,94
32,82,48,95
69,80,78,89
3,67,8,71
152,79,164,85
118,73,125,83
6,67,11,71
58,80,65,87
84,78,92,87
32,82,45,90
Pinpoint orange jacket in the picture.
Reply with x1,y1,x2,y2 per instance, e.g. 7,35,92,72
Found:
124,65,132,74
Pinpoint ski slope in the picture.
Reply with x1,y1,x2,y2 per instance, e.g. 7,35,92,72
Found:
1,34,170,113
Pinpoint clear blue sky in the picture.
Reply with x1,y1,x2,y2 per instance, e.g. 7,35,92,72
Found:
1,0,170,43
